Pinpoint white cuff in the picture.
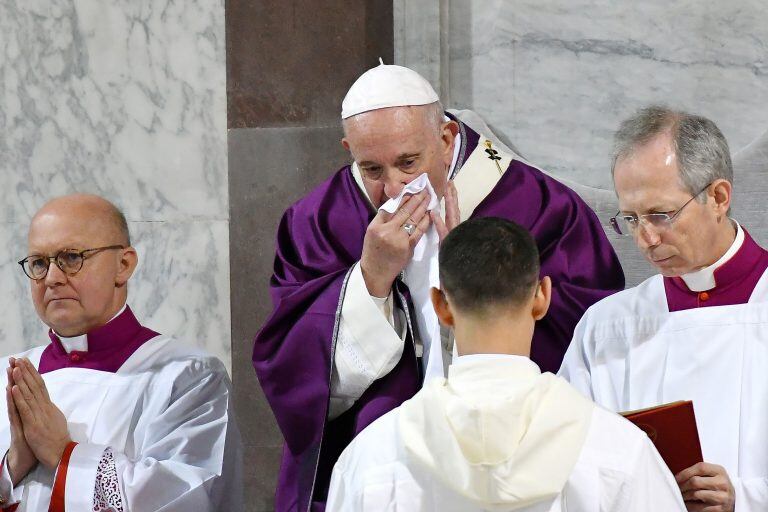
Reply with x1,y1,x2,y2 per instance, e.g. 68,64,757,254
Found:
370,294,393,326
63,443,107,510
329,264,406,419
0,453,22,506
339,264,404,378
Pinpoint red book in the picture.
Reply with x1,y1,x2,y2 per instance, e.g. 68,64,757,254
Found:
621,400,703,475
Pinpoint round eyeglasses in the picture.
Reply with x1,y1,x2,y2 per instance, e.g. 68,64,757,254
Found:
18,245,125,280
609,184,711,237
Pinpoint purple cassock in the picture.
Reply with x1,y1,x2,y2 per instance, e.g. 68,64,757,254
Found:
38,306,159,374
253,116,625,511
664,228,768,311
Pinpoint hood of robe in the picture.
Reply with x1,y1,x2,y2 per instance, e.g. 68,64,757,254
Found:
398,356,593,510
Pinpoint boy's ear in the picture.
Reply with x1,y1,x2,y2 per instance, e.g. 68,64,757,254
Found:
532,276,552,321
431,287,455,327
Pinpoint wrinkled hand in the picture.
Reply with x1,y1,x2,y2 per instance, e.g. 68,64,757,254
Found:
676,462,735,512
432,180,460,242
361,190,431,297
6,358,37,485
10,358,71,470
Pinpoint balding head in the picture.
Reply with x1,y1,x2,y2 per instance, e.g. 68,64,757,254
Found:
31,194,131,247
25,194,138,336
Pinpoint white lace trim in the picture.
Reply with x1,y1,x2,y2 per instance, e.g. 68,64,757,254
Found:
93,447,124,512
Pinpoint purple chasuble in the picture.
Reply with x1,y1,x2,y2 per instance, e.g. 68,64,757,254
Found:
664,228,768,312
253,117,625,511
38,306,159,374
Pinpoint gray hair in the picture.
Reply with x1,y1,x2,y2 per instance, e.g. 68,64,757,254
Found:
611,105,733,201
423,101,445,134
113,206,131,246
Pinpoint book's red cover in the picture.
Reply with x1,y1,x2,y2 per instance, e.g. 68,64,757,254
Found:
621,400,703,475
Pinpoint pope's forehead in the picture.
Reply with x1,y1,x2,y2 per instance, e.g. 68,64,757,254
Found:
346,108,435,151
347,105,431,131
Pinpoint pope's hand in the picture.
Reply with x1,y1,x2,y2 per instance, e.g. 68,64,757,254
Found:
6,358,38,486
361,190,431,297
676,462,735,512
10,358,72,471
432,180,460,242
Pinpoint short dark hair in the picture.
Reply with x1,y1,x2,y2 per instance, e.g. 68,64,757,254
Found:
439,217,540,314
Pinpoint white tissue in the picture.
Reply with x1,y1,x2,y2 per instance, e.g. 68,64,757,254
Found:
379,173,445,382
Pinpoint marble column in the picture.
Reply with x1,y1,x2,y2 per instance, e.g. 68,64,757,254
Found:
0,0,230,365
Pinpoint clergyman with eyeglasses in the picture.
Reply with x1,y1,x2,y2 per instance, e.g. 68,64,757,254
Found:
1,194,242,511
559,106,768,512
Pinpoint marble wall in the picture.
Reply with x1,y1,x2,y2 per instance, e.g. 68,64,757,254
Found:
395,0,768,189
395,0,768,286
0,0,230,368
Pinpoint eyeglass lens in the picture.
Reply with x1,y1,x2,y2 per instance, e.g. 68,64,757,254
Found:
25,251,84,279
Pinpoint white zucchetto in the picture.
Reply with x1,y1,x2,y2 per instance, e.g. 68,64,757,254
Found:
341,61,439,119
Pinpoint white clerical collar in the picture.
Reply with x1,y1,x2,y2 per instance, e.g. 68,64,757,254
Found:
453,352,530,366
680,221,743,292
55,303,127,353
446,114,462,177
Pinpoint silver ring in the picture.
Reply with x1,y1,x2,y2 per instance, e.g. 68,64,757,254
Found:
403,222,417,235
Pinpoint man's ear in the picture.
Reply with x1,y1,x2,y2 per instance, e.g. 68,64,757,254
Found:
440,121,458,164
532,276,552,321
341,137,351,152
710,179,732,217
115,247,138,287
431,287,455,327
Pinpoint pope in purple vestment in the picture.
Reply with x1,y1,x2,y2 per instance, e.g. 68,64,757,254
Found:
253,64,624,512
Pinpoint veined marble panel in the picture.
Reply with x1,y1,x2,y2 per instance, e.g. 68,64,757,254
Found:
397,0,768,189
0,225,43,353
0,0,228,369
394,0,443,97
130,219,231,369
0,219,231,372
0,0,227,222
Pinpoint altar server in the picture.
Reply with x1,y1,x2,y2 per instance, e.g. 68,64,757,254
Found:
253,62,624,510
326,217,684,512
0,194,241,511
560,106,768,512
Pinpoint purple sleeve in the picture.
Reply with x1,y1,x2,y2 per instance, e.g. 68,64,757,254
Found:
252,170,422,511
253,201,357,457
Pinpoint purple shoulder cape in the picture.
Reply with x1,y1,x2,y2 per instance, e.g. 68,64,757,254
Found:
253,119,625,511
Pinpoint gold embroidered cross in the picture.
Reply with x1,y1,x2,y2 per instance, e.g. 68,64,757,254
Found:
484,140,504,175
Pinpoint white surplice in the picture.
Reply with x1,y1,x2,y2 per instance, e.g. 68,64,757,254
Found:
558,270,768,511
327,355,684,512
0,335,241,511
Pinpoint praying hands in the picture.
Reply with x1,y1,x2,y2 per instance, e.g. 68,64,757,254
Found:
5,357,71,486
